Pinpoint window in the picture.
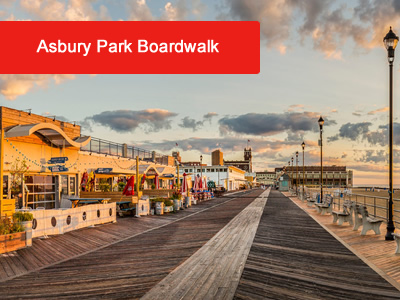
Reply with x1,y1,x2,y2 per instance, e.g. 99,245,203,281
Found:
70,177,76,195
185,169,188,173
61,175,68,196
211,169,214,172
25,175,56,209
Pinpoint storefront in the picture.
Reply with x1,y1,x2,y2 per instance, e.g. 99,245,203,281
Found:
0,107,176,210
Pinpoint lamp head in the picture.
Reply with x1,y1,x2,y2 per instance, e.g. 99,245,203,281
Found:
384,27,399,63
301,141,305,149
318,116,324,130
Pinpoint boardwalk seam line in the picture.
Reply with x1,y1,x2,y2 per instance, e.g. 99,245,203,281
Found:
0,191,253,284
287,194,400,292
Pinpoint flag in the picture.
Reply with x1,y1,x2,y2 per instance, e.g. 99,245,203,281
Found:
248,139,250,142
123,176,135,196
176,143,178,146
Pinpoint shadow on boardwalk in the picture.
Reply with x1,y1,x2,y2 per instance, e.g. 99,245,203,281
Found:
234,190,400,300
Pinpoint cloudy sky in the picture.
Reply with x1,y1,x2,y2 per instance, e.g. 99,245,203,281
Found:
2,0,400,186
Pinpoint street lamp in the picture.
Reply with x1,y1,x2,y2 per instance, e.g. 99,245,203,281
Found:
296,151,299,195
200,155,203,188
302,141,305,200
384,27,398,240
291,157,294,191
288,161,290,190
318,116,324,202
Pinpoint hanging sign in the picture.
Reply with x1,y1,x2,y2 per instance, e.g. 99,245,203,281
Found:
95,168,113,174
48,165,69,172
48,157,69,164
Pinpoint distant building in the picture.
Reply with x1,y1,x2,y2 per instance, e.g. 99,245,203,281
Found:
256,171,276,185
179,164,246,191
180,161,206,167
282,165,353,188
211,149,224,166
224,148,252,173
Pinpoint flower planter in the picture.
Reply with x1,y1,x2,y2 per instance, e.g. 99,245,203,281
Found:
155,202,164,215
0,232,26,254
164,206,174,213
173,200,181,212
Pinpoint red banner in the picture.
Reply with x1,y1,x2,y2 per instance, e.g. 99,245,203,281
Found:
0,21,260,74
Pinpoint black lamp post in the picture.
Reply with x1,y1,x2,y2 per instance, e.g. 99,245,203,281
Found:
384,27,398,240
296,151,299,194
302,141,305,199
200,154,203,188
318,116,324,202
291,157,294,191
288,160,290,189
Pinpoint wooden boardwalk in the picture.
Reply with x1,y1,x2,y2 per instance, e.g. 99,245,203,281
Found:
234,190,400,300
288,192,400,289
0,189,263,299
142,189,270,300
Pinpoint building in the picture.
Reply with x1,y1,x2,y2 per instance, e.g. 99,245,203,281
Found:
0,106,174,209
256,171,276,185
224,147,252,172
281,166,353,188
180,161,206,167
211,149,223,166
179,164,246,191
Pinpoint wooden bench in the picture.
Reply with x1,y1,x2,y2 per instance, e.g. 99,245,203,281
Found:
332,200,353,226
392,233,400,254
353,205,383,235
315,195,333,215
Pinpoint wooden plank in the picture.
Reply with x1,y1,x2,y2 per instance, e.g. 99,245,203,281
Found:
0,190,262,300
233,191,400,300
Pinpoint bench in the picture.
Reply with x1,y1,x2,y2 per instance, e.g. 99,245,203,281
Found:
353,205,383,235
307,193,317,207
392,233,400,254
332,200,353,226
315,195,333,215
116,201,136,217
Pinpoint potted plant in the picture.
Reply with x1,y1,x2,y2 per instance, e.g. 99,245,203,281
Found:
99,179,111,192
10,158,29,208
171,190,182,212
0,217,27,254
13,212,34,246
118,181,126,192
153,198,165,215
164,200,174,213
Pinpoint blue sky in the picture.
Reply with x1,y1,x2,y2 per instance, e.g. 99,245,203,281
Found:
1,0,400,185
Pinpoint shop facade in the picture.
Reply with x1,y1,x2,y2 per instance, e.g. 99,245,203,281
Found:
0,107,175,209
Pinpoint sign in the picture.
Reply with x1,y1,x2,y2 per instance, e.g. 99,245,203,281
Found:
0,21,260,74
95,168,113,174
48,157,68,164
208,181,216,188
48,165,69,172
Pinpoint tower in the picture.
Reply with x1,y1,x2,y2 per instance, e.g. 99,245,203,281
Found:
244,147,252,172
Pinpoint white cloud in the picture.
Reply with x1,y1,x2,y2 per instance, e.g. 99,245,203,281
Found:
0,74,76,100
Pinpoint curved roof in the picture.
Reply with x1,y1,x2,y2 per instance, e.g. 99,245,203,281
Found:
4,123,91,148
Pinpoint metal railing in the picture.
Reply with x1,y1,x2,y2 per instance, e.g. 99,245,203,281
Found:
303,188,400,225
80,137,170,165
